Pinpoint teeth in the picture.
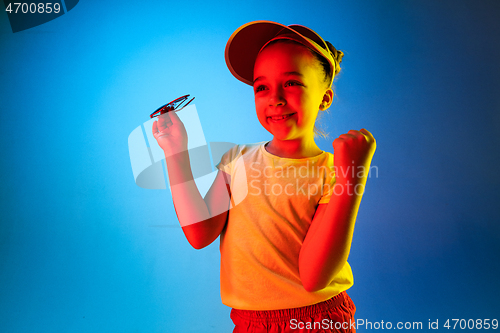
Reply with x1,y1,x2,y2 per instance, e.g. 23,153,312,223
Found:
270,114,292,120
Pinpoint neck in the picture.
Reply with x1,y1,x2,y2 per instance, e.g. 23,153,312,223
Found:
265,135,323,159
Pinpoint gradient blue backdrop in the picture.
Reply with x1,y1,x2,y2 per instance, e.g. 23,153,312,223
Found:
1,0,499,332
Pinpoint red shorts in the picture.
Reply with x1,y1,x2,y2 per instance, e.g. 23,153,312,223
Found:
230,291,356,333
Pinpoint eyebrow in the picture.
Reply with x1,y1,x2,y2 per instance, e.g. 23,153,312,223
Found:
253,71,303,85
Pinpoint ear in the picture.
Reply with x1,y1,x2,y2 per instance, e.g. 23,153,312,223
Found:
319,88,334,111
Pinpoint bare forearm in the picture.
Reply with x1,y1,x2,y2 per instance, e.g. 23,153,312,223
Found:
165,151,229,249
165,151,210,228
300,128,376,292
152,112,227,249
299,181,364,292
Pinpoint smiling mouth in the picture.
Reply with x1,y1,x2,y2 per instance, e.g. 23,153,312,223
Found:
268,113,295,121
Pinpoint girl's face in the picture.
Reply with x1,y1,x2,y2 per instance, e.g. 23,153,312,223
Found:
253,42,332,142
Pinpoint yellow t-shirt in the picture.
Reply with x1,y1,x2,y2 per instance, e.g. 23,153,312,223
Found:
215,141,354,310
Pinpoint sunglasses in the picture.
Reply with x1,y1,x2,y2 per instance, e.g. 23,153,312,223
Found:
150,95,195,118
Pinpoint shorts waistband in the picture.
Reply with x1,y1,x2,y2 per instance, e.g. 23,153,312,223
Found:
231,291,349,323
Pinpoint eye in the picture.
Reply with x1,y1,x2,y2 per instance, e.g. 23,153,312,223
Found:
285,80,303,87
254,85,267,93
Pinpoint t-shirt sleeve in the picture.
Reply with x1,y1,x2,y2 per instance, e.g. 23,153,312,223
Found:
318,177,335,204
215,144,240,176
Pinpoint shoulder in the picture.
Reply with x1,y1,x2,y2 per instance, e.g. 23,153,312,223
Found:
223,141,266,157
216,141,266,167
316,151,335,181
317,150,334,167
239,141,266,154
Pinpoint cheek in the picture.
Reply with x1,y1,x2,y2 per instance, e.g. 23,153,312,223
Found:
286,89,308,105
254,97,264,112
298,91,321,110
254,98,268,122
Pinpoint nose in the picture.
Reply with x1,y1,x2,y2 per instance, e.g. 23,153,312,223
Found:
269,87,286,107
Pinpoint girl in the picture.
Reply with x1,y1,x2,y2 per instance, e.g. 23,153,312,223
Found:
152,21,376,333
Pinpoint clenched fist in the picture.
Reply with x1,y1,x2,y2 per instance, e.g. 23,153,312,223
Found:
333,128,376,185
152,111,188,157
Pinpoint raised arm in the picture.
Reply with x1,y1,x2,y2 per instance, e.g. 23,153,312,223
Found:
299,129,376,292
153,111,231,249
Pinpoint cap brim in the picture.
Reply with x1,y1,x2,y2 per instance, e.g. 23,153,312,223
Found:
225,21,288,85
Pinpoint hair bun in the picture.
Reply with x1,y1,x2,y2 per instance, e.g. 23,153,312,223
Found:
325,41,343,75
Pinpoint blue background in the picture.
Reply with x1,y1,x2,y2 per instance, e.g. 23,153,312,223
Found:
1,0,499,332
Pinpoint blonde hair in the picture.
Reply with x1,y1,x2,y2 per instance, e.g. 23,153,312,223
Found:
313,41,344,139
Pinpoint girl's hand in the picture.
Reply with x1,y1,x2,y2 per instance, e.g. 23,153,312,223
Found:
152,111,188,156
332,128,376,185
